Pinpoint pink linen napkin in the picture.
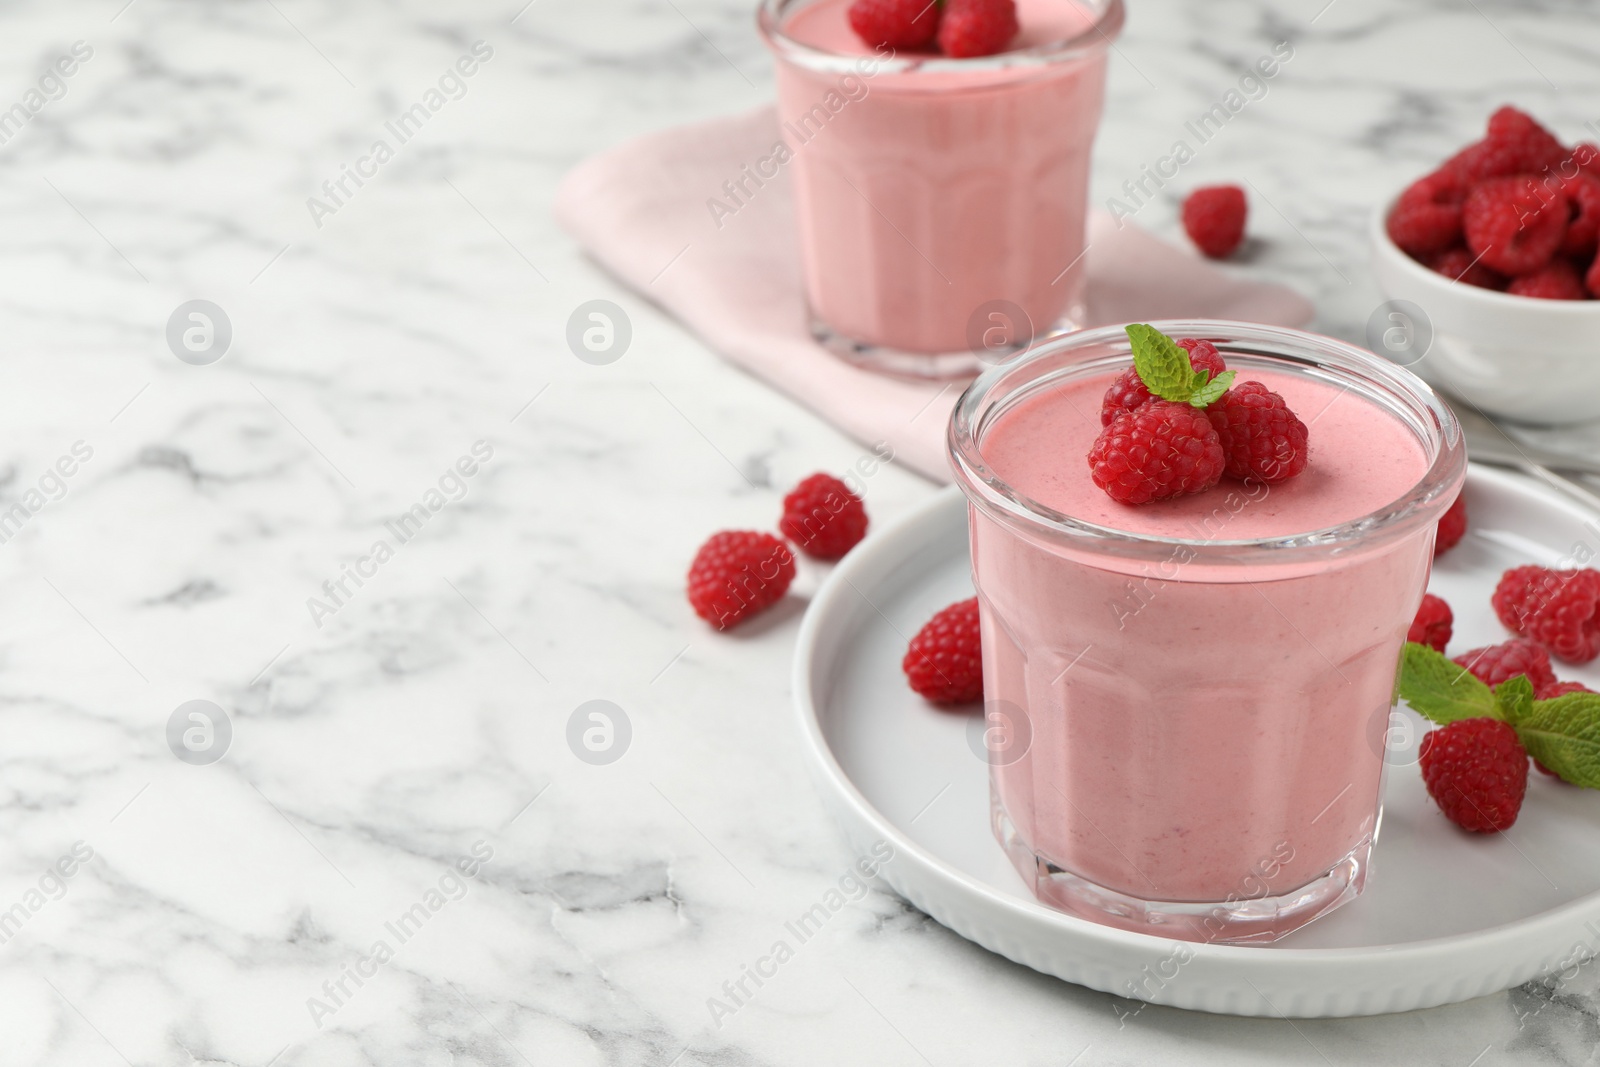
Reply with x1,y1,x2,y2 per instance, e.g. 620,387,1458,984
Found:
554,106,1314,481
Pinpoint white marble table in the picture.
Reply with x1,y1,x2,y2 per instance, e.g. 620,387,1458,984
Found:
0,0,1597,1063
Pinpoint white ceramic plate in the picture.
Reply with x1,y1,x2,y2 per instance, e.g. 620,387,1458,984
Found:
794,464,1600,1018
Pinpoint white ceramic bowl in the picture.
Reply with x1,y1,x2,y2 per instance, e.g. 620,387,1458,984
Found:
1369,197,1600,425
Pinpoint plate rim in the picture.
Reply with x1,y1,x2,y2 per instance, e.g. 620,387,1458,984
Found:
793,464,1600,1014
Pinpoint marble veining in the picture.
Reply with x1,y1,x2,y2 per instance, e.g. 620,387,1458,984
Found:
0,0,1596,1064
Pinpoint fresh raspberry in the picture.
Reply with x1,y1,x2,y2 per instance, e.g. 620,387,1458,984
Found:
779,473,869,560
1100,339,1227,426
936,0,1017,58
847,0,941,50
1444,138,1527,184
1589,249,1600,298
1442,107,1567,183
1506,258,1589,300
1408,593,1454,652
1088,400,1225,505
903,597,983,703
1574,142,1600,182
1492,565,1600,663
1435,494,1467,556
1426,246,1506,290
1387,170,1467,257
1559,172,1600,259
686,531,795,630
1462,175,1569,276
1176,337,1226,368
1099,370,1152,425
1452,638,1556,692
1181,185,1248,259
1203,381,1309,484
1419,718,1528,833
1485,105,1569,172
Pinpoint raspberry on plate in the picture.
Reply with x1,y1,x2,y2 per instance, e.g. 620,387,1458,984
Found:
1507,259,1589,300
848,0,942,50
1387,170,1468,257
686,530,796,630
936,0,1018,58
780,472,869,560
1491,565,1600,663
1462,176,1569,276
1419,717,1528,832
1426,246,1506,290
1452,637,1557,691
1408,593,1453,652
1100,338,1226,426
1204,381,1309,484
1434,494,1467,556
1088,400,1226,505
1559,172,1600,259
1182,185,1248,259
903,597,983,703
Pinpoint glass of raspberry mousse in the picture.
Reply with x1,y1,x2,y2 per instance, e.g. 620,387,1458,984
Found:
948,321,1466,943
757,0,1123,378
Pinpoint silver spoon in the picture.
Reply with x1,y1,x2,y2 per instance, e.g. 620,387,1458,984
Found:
1448,402,1600,479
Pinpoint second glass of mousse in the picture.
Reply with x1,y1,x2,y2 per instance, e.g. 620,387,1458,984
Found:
758,0,1123,378
948,320,1466,943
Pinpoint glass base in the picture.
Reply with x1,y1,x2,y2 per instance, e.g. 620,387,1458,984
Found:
807,307,1080,381
994,802,1371,945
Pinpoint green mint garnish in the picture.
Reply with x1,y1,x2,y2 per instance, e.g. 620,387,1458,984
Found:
1398,642,1499,724
1494,675,1536,724
1398,641,1600,788
1189,374,1234,408
1511,692,1600,788
1125,323,1236,408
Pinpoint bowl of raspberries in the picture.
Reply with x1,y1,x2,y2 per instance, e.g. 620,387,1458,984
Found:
1370,106,1600,425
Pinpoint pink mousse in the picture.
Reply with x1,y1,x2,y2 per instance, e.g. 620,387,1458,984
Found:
773,0,1111,354
984,369,1426,538
973,368,1433,905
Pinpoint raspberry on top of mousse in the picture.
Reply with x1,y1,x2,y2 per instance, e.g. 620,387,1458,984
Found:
847,0,1020,58
847,0,941,50
1088,325,1310,506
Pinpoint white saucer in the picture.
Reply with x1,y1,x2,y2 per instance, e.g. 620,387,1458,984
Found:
793,464,1600,1017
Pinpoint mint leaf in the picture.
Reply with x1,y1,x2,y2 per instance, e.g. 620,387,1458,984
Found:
1514,692,1600,788
1126,324,1197,404
1398,642,1499,724
1189,370,1237,408
1125,325,1232,409
1495,675,1536,724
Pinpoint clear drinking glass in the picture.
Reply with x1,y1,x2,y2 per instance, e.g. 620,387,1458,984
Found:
757,0,1123,379
947,321,1466,943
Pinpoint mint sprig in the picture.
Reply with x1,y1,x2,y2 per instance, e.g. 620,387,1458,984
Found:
1512,693,1600,787
1398,642,1497,723
1398,641,1600,789
1125,323,1236,408
1495,675,1536,723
